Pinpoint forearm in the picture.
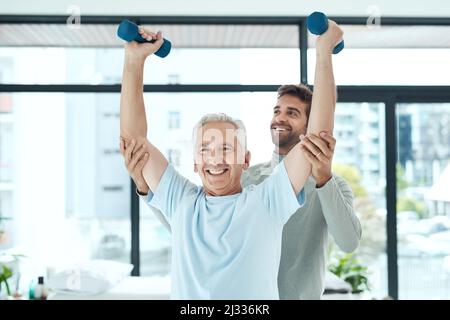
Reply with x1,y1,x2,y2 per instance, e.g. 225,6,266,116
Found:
307,51,336,135
317,176,362,253
120,55,148,144
284,51,336,194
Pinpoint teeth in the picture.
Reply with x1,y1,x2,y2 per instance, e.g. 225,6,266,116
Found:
208,169,226,175
274,127,287,131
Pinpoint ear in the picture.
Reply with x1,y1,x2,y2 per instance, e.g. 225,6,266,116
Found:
194,163,198,173
243,150,251,170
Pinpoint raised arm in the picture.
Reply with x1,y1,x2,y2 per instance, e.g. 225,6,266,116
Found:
284,20,343,194
120,27,168,191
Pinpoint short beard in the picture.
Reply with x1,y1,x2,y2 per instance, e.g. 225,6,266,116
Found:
271,131,300,149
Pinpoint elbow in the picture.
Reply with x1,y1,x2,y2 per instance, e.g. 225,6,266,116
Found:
337,229,362,253
120,131,147,145
120,122,148,143
339,241,359,254
120,129,134,144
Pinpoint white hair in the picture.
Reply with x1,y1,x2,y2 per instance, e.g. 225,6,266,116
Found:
192,113,247,153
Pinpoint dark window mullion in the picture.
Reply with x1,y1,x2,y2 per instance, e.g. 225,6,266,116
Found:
130,178,140,276
299,19,308,84
385,98,399,299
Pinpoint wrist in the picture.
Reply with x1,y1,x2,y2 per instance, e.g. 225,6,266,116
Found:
315,174,332,188
315,48,333,61
136,185,149,195
124,53,146,67
315,39,334,56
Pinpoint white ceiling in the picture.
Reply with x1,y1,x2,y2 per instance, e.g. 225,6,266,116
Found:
1,0,450,17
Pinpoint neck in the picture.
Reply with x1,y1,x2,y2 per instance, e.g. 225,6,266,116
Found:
204,185,242,196
275,143,296,156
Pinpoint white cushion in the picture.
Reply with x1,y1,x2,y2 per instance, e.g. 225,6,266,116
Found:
47,260,134,295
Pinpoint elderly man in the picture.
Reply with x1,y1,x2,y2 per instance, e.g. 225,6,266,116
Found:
120,21,343,299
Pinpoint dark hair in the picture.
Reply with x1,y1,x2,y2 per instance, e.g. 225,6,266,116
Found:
277,84,313,118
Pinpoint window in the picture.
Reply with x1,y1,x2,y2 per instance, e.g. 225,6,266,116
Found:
0,24,300,85
167,111,181,130
0,92,14,251
3,92,131,287
167,149,181,167
0,20,302,293
333,102,387,298
308,25,450,85
2,16,450,299
397,103,450,299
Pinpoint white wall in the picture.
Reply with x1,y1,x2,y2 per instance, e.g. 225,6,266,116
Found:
1,0,450,17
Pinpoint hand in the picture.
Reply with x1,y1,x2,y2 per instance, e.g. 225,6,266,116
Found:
299,132,336,188
315,20,344,55
124,27,164,62
120,138,150,195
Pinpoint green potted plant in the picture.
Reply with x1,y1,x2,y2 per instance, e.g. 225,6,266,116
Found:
0,253,26,299
0,263,13,297
328,252,370,295
1,216,25,299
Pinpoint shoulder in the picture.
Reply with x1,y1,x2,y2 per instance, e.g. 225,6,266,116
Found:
242,161,272,187
248,161,272,175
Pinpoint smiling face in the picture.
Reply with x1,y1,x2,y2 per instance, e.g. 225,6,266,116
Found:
270,94,309,155
194,121,250,196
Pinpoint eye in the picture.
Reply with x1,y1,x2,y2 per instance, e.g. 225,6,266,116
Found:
274,110,280,115
199,147,208,153
223,145,233,152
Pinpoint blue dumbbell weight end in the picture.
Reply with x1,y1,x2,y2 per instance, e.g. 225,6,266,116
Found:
307,12,344,54
117,19,172,58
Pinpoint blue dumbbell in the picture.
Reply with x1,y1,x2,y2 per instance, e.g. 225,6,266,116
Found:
307,12,344,54
117,19,172,58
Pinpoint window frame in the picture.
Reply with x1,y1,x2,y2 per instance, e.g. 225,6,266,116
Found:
2,14,450,299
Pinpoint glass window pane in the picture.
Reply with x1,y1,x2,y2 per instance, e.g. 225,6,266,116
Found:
0,94,14,251
397,103,450,299
0,47,300,85
0,24,300,85
4,92,131,290
308,25,450,85
331,102,387,299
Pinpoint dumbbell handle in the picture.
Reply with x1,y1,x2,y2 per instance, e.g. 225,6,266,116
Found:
117,20,172,58
307,12,344,54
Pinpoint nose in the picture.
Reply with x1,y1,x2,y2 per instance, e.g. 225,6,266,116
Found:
204,148,225,166
213,147,226,165
274,112,288,123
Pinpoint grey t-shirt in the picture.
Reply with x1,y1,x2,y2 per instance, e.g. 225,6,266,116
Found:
241,152,362,299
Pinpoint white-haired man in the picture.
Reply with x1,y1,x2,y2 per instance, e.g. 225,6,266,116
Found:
120,22,343,299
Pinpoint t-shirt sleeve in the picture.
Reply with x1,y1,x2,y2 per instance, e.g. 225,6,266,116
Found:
254,160,305,224
140,194,171,232
145,164,197,224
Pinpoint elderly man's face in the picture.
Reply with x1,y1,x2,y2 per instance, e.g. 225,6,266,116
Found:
194,121,250,196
